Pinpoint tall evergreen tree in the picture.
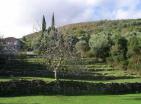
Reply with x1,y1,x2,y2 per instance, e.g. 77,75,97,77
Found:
42,15,46,32
51,13,55,29
38,15,46,52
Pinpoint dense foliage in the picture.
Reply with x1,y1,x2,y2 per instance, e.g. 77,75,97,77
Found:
22,18,141,74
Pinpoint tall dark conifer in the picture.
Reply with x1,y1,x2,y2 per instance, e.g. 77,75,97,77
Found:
38,15,46,51
51,13,55,29
42,15,46,32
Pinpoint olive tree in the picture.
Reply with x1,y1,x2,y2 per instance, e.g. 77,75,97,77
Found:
75,40,90,57
128,32,141,56
127,32,141,72
110,35,128,70
75,34,90,57
89,32,112,61
66,35,78,55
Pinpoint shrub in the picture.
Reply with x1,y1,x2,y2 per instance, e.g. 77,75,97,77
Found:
1,80,141,96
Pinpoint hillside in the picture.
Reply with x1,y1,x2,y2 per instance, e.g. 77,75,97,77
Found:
22,18,141,51
24,18,141,38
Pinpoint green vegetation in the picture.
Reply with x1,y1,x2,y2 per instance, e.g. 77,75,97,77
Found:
1,20,141,83
1,16,141,104
0,57,141,84
22,18,141,74
0,94,141,104
0,76,54,82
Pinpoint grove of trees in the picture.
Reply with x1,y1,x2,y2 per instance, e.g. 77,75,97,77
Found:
22,18,141,75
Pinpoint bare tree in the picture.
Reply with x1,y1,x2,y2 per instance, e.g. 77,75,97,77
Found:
45,31,67,80
39,14,71,81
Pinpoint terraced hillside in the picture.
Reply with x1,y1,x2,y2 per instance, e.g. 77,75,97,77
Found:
0,57,141,83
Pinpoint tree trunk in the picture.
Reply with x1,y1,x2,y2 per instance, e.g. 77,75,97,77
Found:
54,57,63,81
54,69,57,80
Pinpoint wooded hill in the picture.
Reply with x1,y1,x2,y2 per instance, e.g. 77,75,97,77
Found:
23,18,141,45
21,18,141,75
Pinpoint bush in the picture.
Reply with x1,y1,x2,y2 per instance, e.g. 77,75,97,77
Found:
1,80,141,96
128,55,141,74
89,32,112,61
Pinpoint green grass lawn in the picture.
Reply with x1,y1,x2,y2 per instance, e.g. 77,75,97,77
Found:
1,76,141,83
0,76,55,82
0,93,141,104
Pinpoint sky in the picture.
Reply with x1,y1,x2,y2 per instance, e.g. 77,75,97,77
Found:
0,0,141,38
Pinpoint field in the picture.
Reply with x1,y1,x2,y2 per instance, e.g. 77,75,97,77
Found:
1,58,141,104
0,94,141,104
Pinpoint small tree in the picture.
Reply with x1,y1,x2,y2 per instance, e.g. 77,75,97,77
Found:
75,40,90,57
127,32,141,73
128,32,141,56
75,34,90,57
110,36,128,70
66,35,78,54
89,32,112,61
117,37,128,59
45,32,66,80
39,14,69,81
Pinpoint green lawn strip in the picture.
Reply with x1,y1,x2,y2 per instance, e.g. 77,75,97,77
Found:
0,93,141,104
59,77,141,83
97,70,133,76
0,76,141,83
0,77,55,82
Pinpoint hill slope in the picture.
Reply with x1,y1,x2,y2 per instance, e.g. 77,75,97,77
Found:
23,18,141,49
25,18,141,38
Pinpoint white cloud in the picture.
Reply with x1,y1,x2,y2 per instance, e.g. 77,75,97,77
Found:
116,9,131,19
115,9,141,19
116,0,140,9
115,0,141,19
0,0,33,38
67,0,103,6
0,0,140,38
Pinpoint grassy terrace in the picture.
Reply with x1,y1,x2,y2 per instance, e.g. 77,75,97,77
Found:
0,68,141,83
1,76,141,83
0,58,141,83
0,94,141,104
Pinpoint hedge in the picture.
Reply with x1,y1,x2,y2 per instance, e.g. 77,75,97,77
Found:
0,80,141,96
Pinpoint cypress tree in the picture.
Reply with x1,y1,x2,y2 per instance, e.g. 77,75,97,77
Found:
51,13,55,29
38,15,46,52
42,15,46,32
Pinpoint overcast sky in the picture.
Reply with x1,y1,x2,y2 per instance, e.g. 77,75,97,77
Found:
0,0,141,38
